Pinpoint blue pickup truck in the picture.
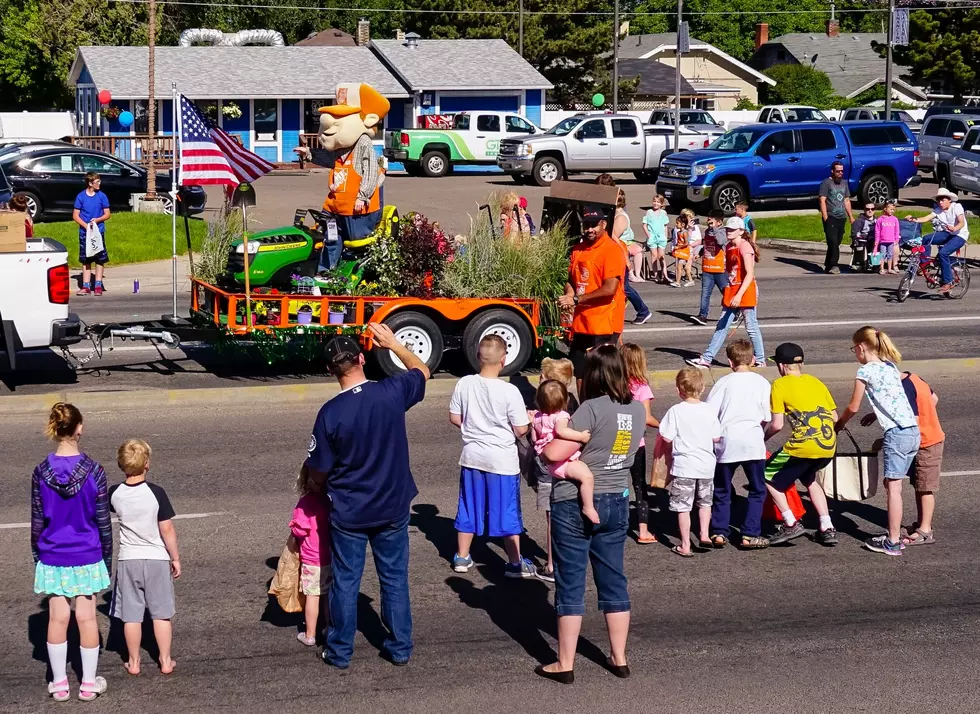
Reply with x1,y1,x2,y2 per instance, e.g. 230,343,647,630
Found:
656,121,921,214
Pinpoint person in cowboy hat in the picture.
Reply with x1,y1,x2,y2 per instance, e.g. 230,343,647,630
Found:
905,187,970,293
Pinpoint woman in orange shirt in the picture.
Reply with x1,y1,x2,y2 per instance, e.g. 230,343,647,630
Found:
687,217,765,368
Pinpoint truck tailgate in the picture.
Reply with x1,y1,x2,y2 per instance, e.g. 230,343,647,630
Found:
0,238,73,349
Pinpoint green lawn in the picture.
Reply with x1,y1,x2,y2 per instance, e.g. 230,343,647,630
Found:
755,210,980,244
33,213,208,268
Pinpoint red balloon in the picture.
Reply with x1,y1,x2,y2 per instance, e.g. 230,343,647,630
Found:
97,90,112,105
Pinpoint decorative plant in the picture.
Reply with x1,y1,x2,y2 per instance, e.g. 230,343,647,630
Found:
222,102,243,119
398,211,451,298
194,211,243,284
364,225,403,296
100,105,122,120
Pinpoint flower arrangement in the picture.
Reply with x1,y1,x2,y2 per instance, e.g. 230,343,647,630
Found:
222,102,243,119
100,105,122,120
398,212,451,298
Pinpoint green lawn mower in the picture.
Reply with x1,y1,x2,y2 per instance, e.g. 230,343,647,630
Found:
227,206,400,291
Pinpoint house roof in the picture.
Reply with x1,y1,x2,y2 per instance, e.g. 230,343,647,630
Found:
67,46,410,99
617,33,775,86
369,38,552,91
617,58,696,97
756,33,927,99
294,28,356,47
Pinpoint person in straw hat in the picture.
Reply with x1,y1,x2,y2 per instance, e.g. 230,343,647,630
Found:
905,187,969,294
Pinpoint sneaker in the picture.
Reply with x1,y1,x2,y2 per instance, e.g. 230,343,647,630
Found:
633,312,651,325
691,315,708,326
683,280,695,287
752,359,767,368
827,266,841,275
76,287,91,296
768,521,807,545
816,528,839,547
670,282,682,288
535,566,555,583
452,553,474,572
504,557,536,579
93,285,104,296
685,356,711,369
865,535,902,556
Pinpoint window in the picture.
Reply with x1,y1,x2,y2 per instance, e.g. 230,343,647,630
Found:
611,119,638,138
769,112,784,123
194,99,219,124
965,128,980,153
800,129,837,152
784,107,827,122
846,126,910,147
579,120,606,139
453,114,471,130
79,155,126,175
946,120,968,138
476,114,500,132
31,155,77,173
924,119,949,137
709,128,766,153
505,116,533,134
305,99,331,134
777,50,786,60
759,108,771,123
253,99,278,140
760,130,795,154
650,111,669,124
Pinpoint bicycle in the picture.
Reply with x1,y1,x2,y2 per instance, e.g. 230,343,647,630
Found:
896,240,970,302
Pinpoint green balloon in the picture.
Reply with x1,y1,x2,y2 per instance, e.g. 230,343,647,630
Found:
592,93,605,107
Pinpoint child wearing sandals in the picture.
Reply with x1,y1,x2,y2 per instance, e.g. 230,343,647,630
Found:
109,439,180,676
621,343,660,543
31,403,111,701
291,462,330,645
532,380,600,524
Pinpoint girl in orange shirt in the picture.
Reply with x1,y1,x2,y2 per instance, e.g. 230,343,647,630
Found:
670,215,692,287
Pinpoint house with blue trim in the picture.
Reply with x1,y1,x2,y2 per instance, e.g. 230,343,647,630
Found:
66,31,552,164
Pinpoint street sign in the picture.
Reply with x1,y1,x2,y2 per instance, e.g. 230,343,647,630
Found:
893,8,909,46
679,21,690,53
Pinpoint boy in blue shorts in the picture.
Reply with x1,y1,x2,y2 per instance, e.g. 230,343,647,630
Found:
72,172,111,296
449,334,534,578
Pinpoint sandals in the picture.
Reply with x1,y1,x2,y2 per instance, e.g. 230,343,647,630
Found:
711,535,728,548
78,676,107,702
636,533,658,544
901,529,935,546
48,679,70,703
741,536,770,549
671,545,694,558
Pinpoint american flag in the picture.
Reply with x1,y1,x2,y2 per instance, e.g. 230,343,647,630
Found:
177,94,275,187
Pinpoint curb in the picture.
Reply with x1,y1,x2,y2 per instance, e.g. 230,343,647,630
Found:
4,358,978,415
760,238,852,256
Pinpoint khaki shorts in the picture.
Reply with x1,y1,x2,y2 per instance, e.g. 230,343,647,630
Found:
909,441,944,492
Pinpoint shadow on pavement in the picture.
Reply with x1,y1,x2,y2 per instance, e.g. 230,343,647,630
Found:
27,600,100,684
261,555,303,630
773,256,826,274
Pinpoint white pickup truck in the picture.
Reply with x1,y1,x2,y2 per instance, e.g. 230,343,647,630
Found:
0,238,82,370
496,113,722,186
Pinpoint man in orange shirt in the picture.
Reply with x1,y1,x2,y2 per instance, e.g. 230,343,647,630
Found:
559,204,628,387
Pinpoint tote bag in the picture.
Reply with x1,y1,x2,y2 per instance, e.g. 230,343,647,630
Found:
816,428,879,501
85,222,105,259
268,535,305,614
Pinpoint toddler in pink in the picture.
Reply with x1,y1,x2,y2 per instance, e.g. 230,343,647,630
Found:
531,380,599,523
874,200,901,274
290,463,329,646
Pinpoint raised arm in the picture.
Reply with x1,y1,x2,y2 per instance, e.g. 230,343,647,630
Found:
368,322,430,380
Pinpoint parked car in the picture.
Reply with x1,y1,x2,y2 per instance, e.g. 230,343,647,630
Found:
935,125,980,195
840,108,922,134
758,106,829,123
648,109,724,132
656,121,921,213
917,114,980,174
496,114,723,186
383,111,541,177
0,145,206,221
922,104,980,122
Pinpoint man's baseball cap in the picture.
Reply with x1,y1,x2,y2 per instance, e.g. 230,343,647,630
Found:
772,342,805,365
319,83,391,118
324,335,362,364
581,204,608,226
724,216,745,231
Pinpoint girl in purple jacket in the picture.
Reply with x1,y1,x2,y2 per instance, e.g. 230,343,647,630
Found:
31,403,111,701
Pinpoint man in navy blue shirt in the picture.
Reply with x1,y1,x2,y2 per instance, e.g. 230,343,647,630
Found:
308,323,430,669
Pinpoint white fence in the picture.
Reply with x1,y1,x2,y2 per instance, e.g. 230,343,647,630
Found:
540,108,927,130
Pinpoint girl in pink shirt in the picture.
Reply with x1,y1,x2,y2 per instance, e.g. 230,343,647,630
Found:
290,463,329,646
622,344,661,543
874,200,901,275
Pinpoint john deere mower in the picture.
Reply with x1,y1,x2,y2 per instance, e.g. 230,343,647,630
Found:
227,205,399,291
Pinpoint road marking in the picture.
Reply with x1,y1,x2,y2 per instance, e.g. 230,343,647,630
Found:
624,315,980,334
0,511,228,530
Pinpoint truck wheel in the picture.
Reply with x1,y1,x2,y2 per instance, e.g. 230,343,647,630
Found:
711,180,745,214
859,173,894,207
936,166,949,189
462,309,533,377
13,191,41,221
421,151,450,178
532,157,563,187
373,311,444,376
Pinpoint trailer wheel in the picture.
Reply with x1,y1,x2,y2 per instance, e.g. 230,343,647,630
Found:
462,309,533,377
373,311,444,376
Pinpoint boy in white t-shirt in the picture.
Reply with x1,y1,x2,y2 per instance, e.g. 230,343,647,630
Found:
659,368,722,557
449,335,533,578
706,340,772,549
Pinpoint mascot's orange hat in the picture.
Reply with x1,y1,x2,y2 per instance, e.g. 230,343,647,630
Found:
319,83,390,118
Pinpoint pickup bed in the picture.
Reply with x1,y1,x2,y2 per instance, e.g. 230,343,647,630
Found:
496,113,722,186
935,125,980,196
0,238,82,370
656,121,921,213
383,111,540,177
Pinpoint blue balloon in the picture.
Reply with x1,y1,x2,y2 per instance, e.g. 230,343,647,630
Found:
118,110,134,128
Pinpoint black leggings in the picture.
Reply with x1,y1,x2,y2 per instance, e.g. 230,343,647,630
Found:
630,445,650,526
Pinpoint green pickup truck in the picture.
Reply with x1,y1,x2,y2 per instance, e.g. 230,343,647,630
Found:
384,111,541,177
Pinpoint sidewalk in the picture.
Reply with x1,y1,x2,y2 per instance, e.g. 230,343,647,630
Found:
77,256,194,295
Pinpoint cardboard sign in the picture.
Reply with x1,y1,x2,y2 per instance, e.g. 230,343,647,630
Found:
0,211,27,253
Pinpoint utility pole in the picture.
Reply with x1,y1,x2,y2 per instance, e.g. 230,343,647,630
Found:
146,0,157,199
884,0,895,118
673,0,683,150
612,0,620,111
519,0,524,56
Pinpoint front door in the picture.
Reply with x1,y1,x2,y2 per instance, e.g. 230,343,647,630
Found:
568,119,610,170
798,127,847,197
609,118,644,170
954,128,980,193
752,129,799,198
469,113,505,161
252,99,279,163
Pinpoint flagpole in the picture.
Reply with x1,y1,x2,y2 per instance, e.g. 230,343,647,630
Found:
170,81,179,320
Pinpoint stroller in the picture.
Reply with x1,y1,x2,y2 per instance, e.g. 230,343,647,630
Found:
897,220,923,269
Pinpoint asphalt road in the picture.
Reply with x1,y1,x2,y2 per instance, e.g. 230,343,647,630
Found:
2,372,979,713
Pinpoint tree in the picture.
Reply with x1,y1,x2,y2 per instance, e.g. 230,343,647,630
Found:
761,63,834,105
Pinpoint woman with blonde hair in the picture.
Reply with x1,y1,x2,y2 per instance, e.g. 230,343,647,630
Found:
500,191,530,240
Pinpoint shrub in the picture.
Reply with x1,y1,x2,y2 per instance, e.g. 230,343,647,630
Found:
762,64,835,107
194,211,244,284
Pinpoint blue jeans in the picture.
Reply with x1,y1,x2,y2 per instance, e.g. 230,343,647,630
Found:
710,460,767,538
923,231,966,285
326,514,412,667
550,493,630,617
698,271,728,319
882,425,921,480
316,210,382,272
701,307,765,363
624,273,649,319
